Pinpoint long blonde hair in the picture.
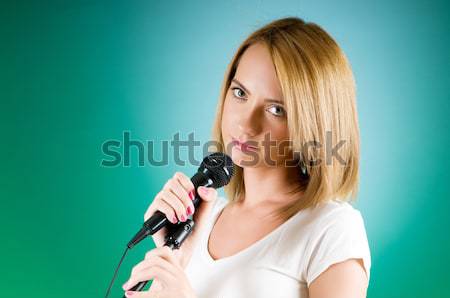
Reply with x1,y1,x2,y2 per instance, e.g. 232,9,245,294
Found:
211,17,360,220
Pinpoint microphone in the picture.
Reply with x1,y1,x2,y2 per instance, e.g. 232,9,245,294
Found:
127,152,234,249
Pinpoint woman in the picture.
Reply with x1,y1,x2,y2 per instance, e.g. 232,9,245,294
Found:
122,17,371,298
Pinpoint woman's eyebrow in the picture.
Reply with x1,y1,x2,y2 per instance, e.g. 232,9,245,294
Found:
231,78,284,104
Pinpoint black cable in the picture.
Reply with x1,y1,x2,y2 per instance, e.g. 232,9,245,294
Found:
104,246,129,298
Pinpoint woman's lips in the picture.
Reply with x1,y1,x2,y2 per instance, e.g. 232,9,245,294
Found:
232,138,258,152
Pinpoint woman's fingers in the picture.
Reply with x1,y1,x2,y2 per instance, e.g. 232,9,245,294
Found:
135,247,181,274
124,290,149,297
144,191,177,224
141,172,220,270
124,290,157,297
129,255,172,280
144,172,196,224
150,246,182,270
123,247,182,292
174,172,195,197
124,265,173,292
164,176,195,216
124,249,178,290
160,189,188,222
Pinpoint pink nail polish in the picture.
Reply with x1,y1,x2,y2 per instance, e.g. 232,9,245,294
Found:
187,206,192,215
181,214,186,221
122,282,128,290
126,291,134,296
188,190,195,200
172,216,178,223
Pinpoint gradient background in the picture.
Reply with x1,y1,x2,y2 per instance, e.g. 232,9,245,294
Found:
1,1,449,297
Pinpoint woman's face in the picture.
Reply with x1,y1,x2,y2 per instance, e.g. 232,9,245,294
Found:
221,43,291,168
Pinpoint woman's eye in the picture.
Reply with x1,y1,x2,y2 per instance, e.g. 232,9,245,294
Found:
231,87,246,99
268,105,286,117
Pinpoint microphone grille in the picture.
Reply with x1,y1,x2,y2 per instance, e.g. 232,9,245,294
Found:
199,152,234,188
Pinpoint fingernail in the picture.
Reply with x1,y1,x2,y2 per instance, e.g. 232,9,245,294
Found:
187,206,194,215
188,190,195,200
122,282,128,290
172,215,178,223
126,291,134,296
181,214,186,221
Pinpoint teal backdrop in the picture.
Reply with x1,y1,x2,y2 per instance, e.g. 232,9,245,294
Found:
1,1,449,297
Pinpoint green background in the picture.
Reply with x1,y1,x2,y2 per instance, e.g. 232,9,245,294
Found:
1,1,449,297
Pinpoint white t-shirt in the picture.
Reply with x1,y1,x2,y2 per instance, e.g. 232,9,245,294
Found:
185,196,371,298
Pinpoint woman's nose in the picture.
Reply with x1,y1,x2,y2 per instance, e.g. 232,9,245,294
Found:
237,108,262,137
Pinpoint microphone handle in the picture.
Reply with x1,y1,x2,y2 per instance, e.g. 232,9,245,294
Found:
127,172,210,249
123,219,195,296
127,194,201,249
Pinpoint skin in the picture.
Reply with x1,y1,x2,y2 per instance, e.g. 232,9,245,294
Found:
123,42,368,297
123,183,218,298
221,42,302,210
220,42,369,297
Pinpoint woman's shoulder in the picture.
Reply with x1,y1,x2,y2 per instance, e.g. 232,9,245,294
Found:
302,199,369,245
279,198,368,250
301,199,371,285
308,199,365,226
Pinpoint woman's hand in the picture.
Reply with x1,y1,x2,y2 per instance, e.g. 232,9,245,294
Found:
122,246,196,298
143,172,218,268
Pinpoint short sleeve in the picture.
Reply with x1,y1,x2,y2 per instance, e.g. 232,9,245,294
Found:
211,196,228,216
203,196,228,226
305,207,371,287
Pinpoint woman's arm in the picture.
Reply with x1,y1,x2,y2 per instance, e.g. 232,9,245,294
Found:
308,258,368,298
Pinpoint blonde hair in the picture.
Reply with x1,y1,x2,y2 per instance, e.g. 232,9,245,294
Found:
211,17,360,220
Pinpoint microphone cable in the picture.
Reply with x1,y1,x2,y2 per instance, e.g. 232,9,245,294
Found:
104,246,129,298
104,219,195,298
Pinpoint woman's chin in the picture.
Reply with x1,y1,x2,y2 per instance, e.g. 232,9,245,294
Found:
230,147,261,168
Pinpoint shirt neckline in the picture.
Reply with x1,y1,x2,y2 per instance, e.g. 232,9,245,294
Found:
202,198,304,265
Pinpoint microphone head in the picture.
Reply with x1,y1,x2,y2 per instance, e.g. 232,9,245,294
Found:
198,152,234,188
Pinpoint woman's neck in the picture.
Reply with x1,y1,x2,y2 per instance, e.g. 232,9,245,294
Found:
238,165,302,212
